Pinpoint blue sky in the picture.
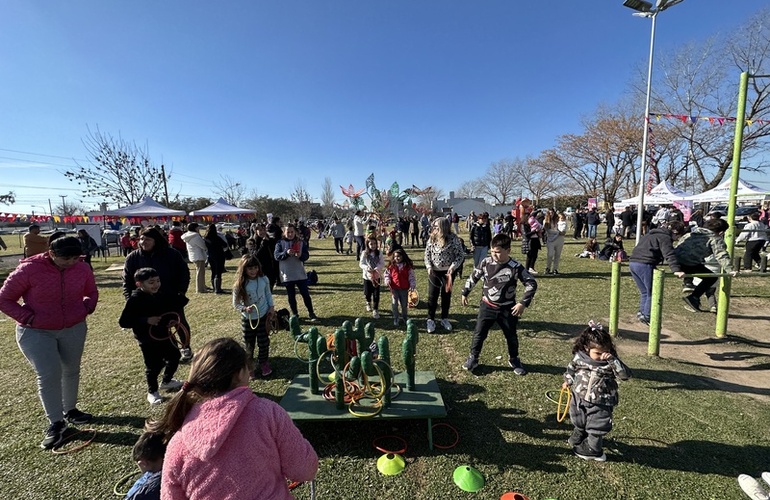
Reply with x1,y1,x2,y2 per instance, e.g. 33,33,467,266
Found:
1,0,768,216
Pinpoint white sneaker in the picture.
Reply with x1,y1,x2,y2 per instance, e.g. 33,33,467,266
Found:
738,474,769,500
762,472,770,488
426,319,436,333
372,310,380,319
365,303,372,312
528,268,539,275
440,318,452,331
147,392,163,405
160,379,183,391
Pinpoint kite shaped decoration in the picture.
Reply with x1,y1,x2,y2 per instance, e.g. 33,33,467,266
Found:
340,184,367,210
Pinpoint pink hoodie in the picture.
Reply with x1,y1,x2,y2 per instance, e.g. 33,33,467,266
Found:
162,386,318,500
0,253,98,329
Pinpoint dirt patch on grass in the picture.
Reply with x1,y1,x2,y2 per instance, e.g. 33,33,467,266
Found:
615,296,770,402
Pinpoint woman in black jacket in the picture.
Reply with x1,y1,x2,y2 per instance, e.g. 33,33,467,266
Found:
204,224,228,294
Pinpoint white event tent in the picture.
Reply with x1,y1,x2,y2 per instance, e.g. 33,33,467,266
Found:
617,180,694,207
686,176,769,203
188,198,256,217
101,197,186,217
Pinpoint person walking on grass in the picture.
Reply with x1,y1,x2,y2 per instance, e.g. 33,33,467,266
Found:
460,233,537,376
0,236,97,449
562,321,632,462
736,212,768,272
359,235,385,319
232,255,275,379
469,212,492,268
147,338,318,500
182,223,208,294
424,217,465,333
118,267,186,405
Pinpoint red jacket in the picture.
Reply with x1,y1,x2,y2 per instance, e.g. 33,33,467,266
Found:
0,253,98,329
168,228,187,253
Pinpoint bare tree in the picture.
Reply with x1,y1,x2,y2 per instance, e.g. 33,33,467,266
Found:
0,192,15,205
54,201,87,217
64,126,168,206
213,175,246,206
538,105,640,204
320,177,335,216
512,156,559,206
454,179,485,200
639,6,770,190
290,181,313,219
478,159,520,205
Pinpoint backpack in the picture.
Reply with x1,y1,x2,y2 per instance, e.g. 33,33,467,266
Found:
306,270,318,285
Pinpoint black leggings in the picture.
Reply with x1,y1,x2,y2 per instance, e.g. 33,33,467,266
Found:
426,270,457,321
526,239,541,270
363,279,380,309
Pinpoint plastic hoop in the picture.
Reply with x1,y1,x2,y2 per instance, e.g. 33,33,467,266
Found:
113,470,143,496
372,435,408,455
556,387,571,423
431,422,460,449
247,303,259,331
52,428,97,455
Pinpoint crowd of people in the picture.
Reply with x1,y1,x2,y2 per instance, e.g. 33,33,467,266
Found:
0,201,768,498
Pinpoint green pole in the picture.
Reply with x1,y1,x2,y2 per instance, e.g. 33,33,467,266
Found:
716,71,748,337
609,261,621,337
648,268,665,356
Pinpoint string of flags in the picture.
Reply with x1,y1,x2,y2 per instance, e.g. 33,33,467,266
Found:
649,112,770,127
0,214,243,224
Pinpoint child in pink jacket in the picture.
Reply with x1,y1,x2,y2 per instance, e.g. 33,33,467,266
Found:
148,337,318,500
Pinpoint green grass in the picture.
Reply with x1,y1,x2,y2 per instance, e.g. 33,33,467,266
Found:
0,235,768,499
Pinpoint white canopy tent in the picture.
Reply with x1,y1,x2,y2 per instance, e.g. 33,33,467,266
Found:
101,197,186,217
188,198,256,216
616,180,694,207
686,176,769,203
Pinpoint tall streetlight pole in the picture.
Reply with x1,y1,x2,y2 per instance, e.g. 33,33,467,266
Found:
623,0,685,244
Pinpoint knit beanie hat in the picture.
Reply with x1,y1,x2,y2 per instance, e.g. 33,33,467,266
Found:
49,236,82,257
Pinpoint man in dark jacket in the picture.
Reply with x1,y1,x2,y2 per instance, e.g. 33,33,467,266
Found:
605,208,616,238
620,206,635,239
469,213,493,268
628,221,686,325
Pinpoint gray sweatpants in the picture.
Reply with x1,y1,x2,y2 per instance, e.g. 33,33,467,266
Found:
569,392,613,451
16,322,87,424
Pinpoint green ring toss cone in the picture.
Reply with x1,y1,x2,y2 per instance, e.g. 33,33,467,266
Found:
453,465,485,492
377,453,406,475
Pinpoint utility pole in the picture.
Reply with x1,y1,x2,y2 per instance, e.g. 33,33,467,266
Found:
160,164,170,206
48,198,54,230
59,195,67,227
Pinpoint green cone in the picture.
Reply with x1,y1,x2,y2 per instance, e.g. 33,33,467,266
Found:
377,453,406,475
453,465,485,492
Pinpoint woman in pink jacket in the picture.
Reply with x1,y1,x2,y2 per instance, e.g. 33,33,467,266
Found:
149,337,318,500
0,235,98,449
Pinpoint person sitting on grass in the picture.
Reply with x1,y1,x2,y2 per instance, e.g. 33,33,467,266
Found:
562,321,631,462
125,431,166,500
460,233,537,376
147,337,318,499
119,268,186,405
576,237,600,259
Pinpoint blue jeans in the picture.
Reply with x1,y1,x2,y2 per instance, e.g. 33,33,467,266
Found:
587,224,598,239
472,246,488,268
629,261,654,319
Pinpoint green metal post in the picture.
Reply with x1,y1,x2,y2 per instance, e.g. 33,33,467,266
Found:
648,268,665,356
609,261,621,337
716,71,748,337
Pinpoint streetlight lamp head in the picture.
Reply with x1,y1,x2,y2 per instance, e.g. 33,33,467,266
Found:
623,0,653,12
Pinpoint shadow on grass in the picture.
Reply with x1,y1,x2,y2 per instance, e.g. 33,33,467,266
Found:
631,367,770,398
606,438,770,476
